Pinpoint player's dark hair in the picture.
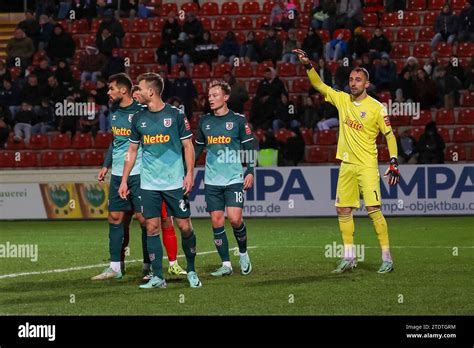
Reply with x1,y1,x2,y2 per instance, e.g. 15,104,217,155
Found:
137,72,164,96
209,80,231,95
108,73,133,93
131,85,139,93
352,67,370,81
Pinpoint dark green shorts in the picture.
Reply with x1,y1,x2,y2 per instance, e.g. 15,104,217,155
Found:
141,188,190,219
205,183,244,212
108,174,142,213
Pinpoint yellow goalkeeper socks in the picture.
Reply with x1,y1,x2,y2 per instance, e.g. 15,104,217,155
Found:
338,213,355,259
368,209,392,262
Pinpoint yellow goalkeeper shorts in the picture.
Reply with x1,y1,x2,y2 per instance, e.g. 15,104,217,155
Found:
335,162,382,209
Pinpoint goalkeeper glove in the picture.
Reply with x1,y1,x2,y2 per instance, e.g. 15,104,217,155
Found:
384,157,400,186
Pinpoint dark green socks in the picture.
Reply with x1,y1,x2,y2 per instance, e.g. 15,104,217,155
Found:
213,226,230,262
109,223,124,262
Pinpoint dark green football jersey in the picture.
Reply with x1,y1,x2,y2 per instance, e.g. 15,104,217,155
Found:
110,100,144,176
196,110,253,186
129,103,192,191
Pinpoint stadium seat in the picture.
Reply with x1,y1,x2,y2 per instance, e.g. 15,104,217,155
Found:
389,115,411,126
414,43,431,58
181,2,200,13
211,31,225,45
136,50,155,64
160,3,178,15
235,16,254,30
262,1,278,14
256,61,274,77
407,0,426,10
458,109,474,124
445,144,467,161
277,62,297,77
199,17,211,30
29,134,49,149
70,19,89,34
305,146,329,163
411,110,433,126
391,43,410,58
50,133,71,149
234,31,246,44
82,150,104,166
316,29,330,43
256,15,271,28
359,27,374,41
15,151,37,167
144,33,161,48
300,128,313,145
423,11,438,25
62,150,82,166
212,63,232,78
419,27,435,41
333,29,351,41
393,59,405,74
93,133,112,152
461,91,474,106
40,151,60,167
214,17,233,30
376,91,391,104
253,128,265,143
437,127,451,143
90,18,100,32
82,34,95,48
150,17,166,31
117,19,130,32
221,1,239,15
296,29,308,42
0,151,15,167
397,27,416,42
410,126,424,141
170,63,184,78
314,129,337,145
377,146,390,162
254,30,266,42
200,2,219,16
248,79,260,94
436,42,453,57
363,13,378,27
457,42,473,57
291,78,311,93
192,63,211,78
380,12,400,27
242,1,260,14
453,127,474,142
403,11,422,26
72,133,93,149
130,18,149,32
122,34,142,48
451,0,465,10
427,0,445,9
194,80,204,95
128,65,146,80
6,136,25,150
435,109,455,125
234,63,253,77
275,129,292,143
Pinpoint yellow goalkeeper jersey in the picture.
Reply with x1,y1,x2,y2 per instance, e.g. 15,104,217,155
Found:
308,68,394,168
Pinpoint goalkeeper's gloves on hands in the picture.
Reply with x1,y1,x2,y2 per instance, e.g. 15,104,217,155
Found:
384,157,400,186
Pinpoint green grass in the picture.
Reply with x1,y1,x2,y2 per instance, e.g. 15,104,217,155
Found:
0,217,472,315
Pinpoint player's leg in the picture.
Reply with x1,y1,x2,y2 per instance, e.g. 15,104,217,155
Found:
206,184,232,276
359,167,393,273
160,203,186,275
333,163,359,273
138,190,167,289
225,183,251,275
120,211,133,275
163,189,202,288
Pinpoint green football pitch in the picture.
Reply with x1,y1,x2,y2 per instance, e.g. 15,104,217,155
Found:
0,217,472,315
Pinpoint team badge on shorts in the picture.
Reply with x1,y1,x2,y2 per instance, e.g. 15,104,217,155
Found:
226,122,234,130
164,118,172,127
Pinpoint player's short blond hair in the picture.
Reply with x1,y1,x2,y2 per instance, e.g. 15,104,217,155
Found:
137,72,164,96
208,80,231,95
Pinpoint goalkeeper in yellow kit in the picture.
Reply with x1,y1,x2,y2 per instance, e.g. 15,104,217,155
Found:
293,49,401,274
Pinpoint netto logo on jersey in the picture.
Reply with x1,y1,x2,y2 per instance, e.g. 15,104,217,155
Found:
207,135,231,144
143,134,171,144
112,126,131,136
344,117,363,131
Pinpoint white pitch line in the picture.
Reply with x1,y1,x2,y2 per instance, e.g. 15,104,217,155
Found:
258,245,474,249
0,246,258,280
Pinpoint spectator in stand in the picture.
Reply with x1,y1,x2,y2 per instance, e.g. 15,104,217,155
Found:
171,32,194,70
0,104,11,148
360,54,375,85
282,126,305,166
302,27,323,61
38,15,54,51
170,66,198,117
46,24,76,63
73,0,97,23
158,68,173,103
35,0,56,18
433,65,462,109
90,78,110,132
156,39,174,67
395,68,416,103
414,69,438,109
261,28,283,65
96,27,118,57
137,0,153,19
96,0,119,18
281,29,299,64
18,10,40,48
21,74,47,112
347,27,369,59
0,61,11,86
32,97,55,134
314,58,333,87
273,94,300,131
403,56,420,78
446,55,465,87
464,59,474,90
46,75,65,104
101,48,125,79
397,129,418,164
162,11,181,43
223,71,249,114
0,79,21,115
240,31,261,63
217,31,240,64
301,96,320,129
182,12,203,43
311,0,337,33
324,32,347,62
271,0,286,29
417,121,445,164
250,67,287,130
96,9,124,47
316,101,339,131
33,58,53,85
336,0,362,32
6,28,35,69
59,94,79,135
78,44,107,82
368,26,391,60
431,4,458,49
57,0,74,20
55,59,75,90
333,58,352,91
13,102,36,145
79,95,100,136
457,0,474,42
193,30,218,68
374,53,397,92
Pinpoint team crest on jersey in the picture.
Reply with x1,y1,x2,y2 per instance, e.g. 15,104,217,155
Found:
360,112,366,118
128,114,133,122
226,122,234,130
205,124,211,130
244,123,252,135
112,115,116,121
164,118,172,127
141,122,147,128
